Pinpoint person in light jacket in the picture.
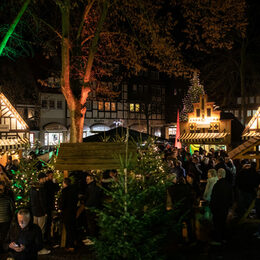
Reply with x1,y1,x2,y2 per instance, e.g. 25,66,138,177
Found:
203,169,218,202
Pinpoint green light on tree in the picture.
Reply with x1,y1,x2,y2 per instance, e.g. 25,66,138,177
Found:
0,0,30,56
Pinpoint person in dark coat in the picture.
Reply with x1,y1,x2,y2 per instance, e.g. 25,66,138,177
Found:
235,161,259,218
167,174,195,243
4,208,43,260
210,168,233,244
60,177,78,252
215,157,233,185
44,170,59,243
82,174,102,246
29,173,47,236
29,172,50,255
0,182,14,252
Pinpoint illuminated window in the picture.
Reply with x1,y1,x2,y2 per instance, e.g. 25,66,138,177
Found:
169,127,176,136
253,110,257,116
129,103,140,112
234,110,239,117
98,101,104,111
207,108,211,117
49,100,55,109
105,102,110,111
111,102,116,111
196,109,200,117
247,110,252,117
130,103,135,112
237,97,241,104
29,133,34,145
42,100,48,109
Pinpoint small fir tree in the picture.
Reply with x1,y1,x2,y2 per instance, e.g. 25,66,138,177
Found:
94,138,177,260
180,72,205,122
11,158,41,208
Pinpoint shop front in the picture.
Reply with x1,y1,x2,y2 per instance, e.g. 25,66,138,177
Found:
180,95,231,153
43,123,67,146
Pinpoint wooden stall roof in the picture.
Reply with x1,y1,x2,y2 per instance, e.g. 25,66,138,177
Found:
0,138,29,152
55,142,137,171
228,137,260,160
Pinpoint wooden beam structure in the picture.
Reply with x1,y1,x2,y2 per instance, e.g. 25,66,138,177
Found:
55,142,137,171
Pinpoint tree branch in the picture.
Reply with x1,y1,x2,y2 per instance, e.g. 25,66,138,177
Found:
76,0,96,40
82,0,108,84
29,11,62,39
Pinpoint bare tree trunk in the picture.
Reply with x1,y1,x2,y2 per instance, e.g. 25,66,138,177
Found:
59,0,108,143
70,103,86,143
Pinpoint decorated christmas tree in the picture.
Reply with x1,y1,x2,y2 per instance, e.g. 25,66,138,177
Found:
11,158,42,208
11,150,62,209
95,138,177,260
180,71,205,122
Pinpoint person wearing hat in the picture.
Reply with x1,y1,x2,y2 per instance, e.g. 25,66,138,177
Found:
29,172,50,255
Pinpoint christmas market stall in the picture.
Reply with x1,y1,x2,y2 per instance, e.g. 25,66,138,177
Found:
228,107,260,169
0,92,29,165
180,94,243,153
55,141,137,247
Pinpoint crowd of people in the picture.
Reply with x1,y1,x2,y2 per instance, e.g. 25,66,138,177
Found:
0,146,260,259
164,145,260,245
0,155,106,259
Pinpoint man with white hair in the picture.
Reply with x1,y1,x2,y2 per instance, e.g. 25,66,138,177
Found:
210,168,233,245
4,208,43,259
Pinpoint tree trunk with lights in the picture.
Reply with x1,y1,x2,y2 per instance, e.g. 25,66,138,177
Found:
59,0,107,143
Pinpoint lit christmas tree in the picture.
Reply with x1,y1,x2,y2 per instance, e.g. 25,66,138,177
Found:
180,71,205,122
95,138,177,259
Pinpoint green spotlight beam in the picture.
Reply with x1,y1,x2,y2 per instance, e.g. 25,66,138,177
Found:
0,0,30,56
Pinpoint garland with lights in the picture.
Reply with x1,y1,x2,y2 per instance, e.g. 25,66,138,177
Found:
180,72,205,122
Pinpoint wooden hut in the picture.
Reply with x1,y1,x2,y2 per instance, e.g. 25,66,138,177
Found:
228,107,260,169
0,93,29,164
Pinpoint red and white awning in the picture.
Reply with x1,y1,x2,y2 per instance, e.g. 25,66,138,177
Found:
179,132,229,143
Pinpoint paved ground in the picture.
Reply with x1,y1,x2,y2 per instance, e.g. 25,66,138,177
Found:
1,221,260,260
